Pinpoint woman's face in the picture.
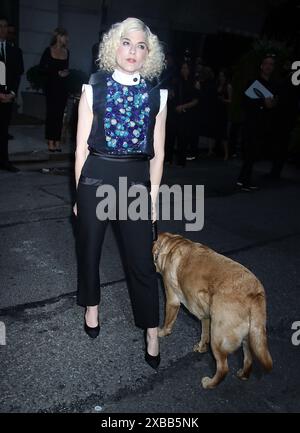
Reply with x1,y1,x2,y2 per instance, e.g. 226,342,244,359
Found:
180,63,190,79
219,72,226,82
58,34,68,47
0,19,8,41
116,30,149,74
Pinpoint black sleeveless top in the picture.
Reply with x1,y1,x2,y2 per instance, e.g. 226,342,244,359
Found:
87,71,161,160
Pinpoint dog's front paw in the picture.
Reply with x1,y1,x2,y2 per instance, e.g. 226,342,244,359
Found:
158,327,171,338
193,342,208,353
201,376,215,389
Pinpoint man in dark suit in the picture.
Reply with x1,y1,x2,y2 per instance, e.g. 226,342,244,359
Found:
237,54,278,191
0,16,24,172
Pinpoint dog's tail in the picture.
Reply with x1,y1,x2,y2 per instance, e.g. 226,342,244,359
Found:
249,292,273,372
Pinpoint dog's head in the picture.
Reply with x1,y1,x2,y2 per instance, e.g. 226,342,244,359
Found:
152,232,183,273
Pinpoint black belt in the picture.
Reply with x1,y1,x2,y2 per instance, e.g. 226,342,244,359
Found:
79,175,151,188
89,148,149,162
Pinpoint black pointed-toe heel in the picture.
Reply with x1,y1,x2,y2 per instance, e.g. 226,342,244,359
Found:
84,317,100,339
84,321,100,339
144,330,160,370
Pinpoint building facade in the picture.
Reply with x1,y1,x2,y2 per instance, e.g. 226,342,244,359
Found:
1,0,285,99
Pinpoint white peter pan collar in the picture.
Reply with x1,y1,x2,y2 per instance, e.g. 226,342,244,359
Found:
112,68,141,86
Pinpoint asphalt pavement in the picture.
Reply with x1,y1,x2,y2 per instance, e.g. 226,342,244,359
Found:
0,126,300,413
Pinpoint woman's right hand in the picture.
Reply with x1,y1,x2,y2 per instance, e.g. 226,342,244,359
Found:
73,202,77,216
176,105,184,113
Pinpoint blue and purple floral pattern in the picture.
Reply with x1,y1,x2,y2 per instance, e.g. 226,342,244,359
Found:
104,76,150,154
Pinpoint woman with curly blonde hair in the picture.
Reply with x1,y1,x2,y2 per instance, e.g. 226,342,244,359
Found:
97,18,165,80
74,17,168,369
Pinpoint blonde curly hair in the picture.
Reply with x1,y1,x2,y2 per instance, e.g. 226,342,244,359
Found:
97,17,165,80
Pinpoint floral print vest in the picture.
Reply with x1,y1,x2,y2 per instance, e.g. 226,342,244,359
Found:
87,72,161,159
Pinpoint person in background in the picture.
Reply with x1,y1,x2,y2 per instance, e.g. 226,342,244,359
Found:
197,66,218,157
174,62,199,166
39,28,70,152
237,54,278,191
91,31,105,74
194,57,204,85
6,23,24,141
268,60,300,179
162,53,178,165
216,68,232,160
7,24,17,46
0,16,24,172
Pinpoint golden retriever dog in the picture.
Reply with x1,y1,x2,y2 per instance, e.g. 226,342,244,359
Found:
153,232,273,389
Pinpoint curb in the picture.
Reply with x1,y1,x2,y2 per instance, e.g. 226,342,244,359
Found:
10,152,75,164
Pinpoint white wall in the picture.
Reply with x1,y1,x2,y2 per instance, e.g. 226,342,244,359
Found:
18,0,102,109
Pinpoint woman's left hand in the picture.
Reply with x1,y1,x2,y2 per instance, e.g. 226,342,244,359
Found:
176,105,184,113
59,69,70,78
151,203,157,223
150,192,157,223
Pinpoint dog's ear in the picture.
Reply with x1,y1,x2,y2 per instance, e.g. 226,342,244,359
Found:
157,232,173,248
157,232,168,241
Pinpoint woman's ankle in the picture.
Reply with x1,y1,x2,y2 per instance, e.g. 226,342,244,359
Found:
146,328,159,356
146,327,158,339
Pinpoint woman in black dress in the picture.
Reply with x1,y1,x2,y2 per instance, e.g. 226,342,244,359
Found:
39,28,70,152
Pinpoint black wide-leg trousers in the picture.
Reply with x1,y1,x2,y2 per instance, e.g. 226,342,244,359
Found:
76,154,159,329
